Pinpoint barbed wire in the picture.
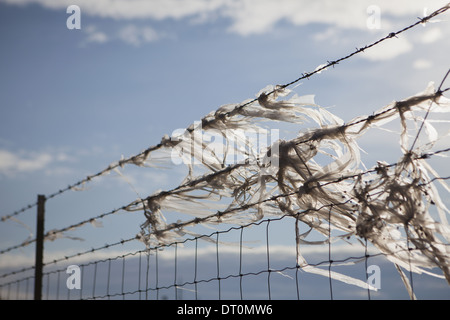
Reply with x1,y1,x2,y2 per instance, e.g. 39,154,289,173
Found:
2,164,449,286
41,85,450,248
1,137,448,258
0,236,138,280
0,199,367,283
132,149,450,240
0,204,131,256
2,2,449,225
0,203,37,224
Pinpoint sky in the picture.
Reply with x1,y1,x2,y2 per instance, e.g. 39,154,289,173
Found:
1,0,450,300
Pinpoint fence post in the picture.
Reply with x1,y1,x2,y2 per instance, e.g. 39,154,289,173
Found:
34,194,46,300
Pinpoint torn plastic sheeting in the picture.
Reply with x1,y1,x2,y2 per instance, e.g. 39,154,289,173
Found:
122,81,450,290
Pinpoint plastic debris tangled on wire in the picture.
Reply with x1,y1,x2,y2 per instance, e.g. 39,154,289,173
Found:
114,77,450,296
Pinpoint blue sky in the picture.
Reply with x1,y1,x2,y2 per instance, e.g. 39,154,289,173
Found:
1,0,450,299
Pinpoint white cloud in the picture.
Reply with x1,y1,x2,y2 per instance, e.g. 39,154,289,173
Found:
222,0,370,36
81,24,163,47
118,24,160,46
0,243,367,269
420,27,443,44
0,149,72,177
0,149,52,176
2,0,449,36
312,27,339,42
83,25,109,44
0,0,228,20
413,58,433,69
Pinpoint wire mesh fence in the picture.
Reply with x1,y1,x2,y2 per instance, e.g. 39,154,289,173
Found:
1,213,449,300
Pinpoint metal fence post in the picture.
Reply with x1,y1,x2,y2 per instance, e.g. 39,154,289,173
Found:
34,195,46,300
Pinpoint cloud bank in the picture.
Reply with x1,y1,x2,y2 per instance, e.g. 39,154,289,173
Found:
2,0,449,62
1,243,448,300
0,149,53,176
2,0,448,36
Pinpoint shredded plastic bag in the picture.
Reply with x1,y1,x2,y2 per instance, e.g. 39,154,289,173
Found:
123,81,450,290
